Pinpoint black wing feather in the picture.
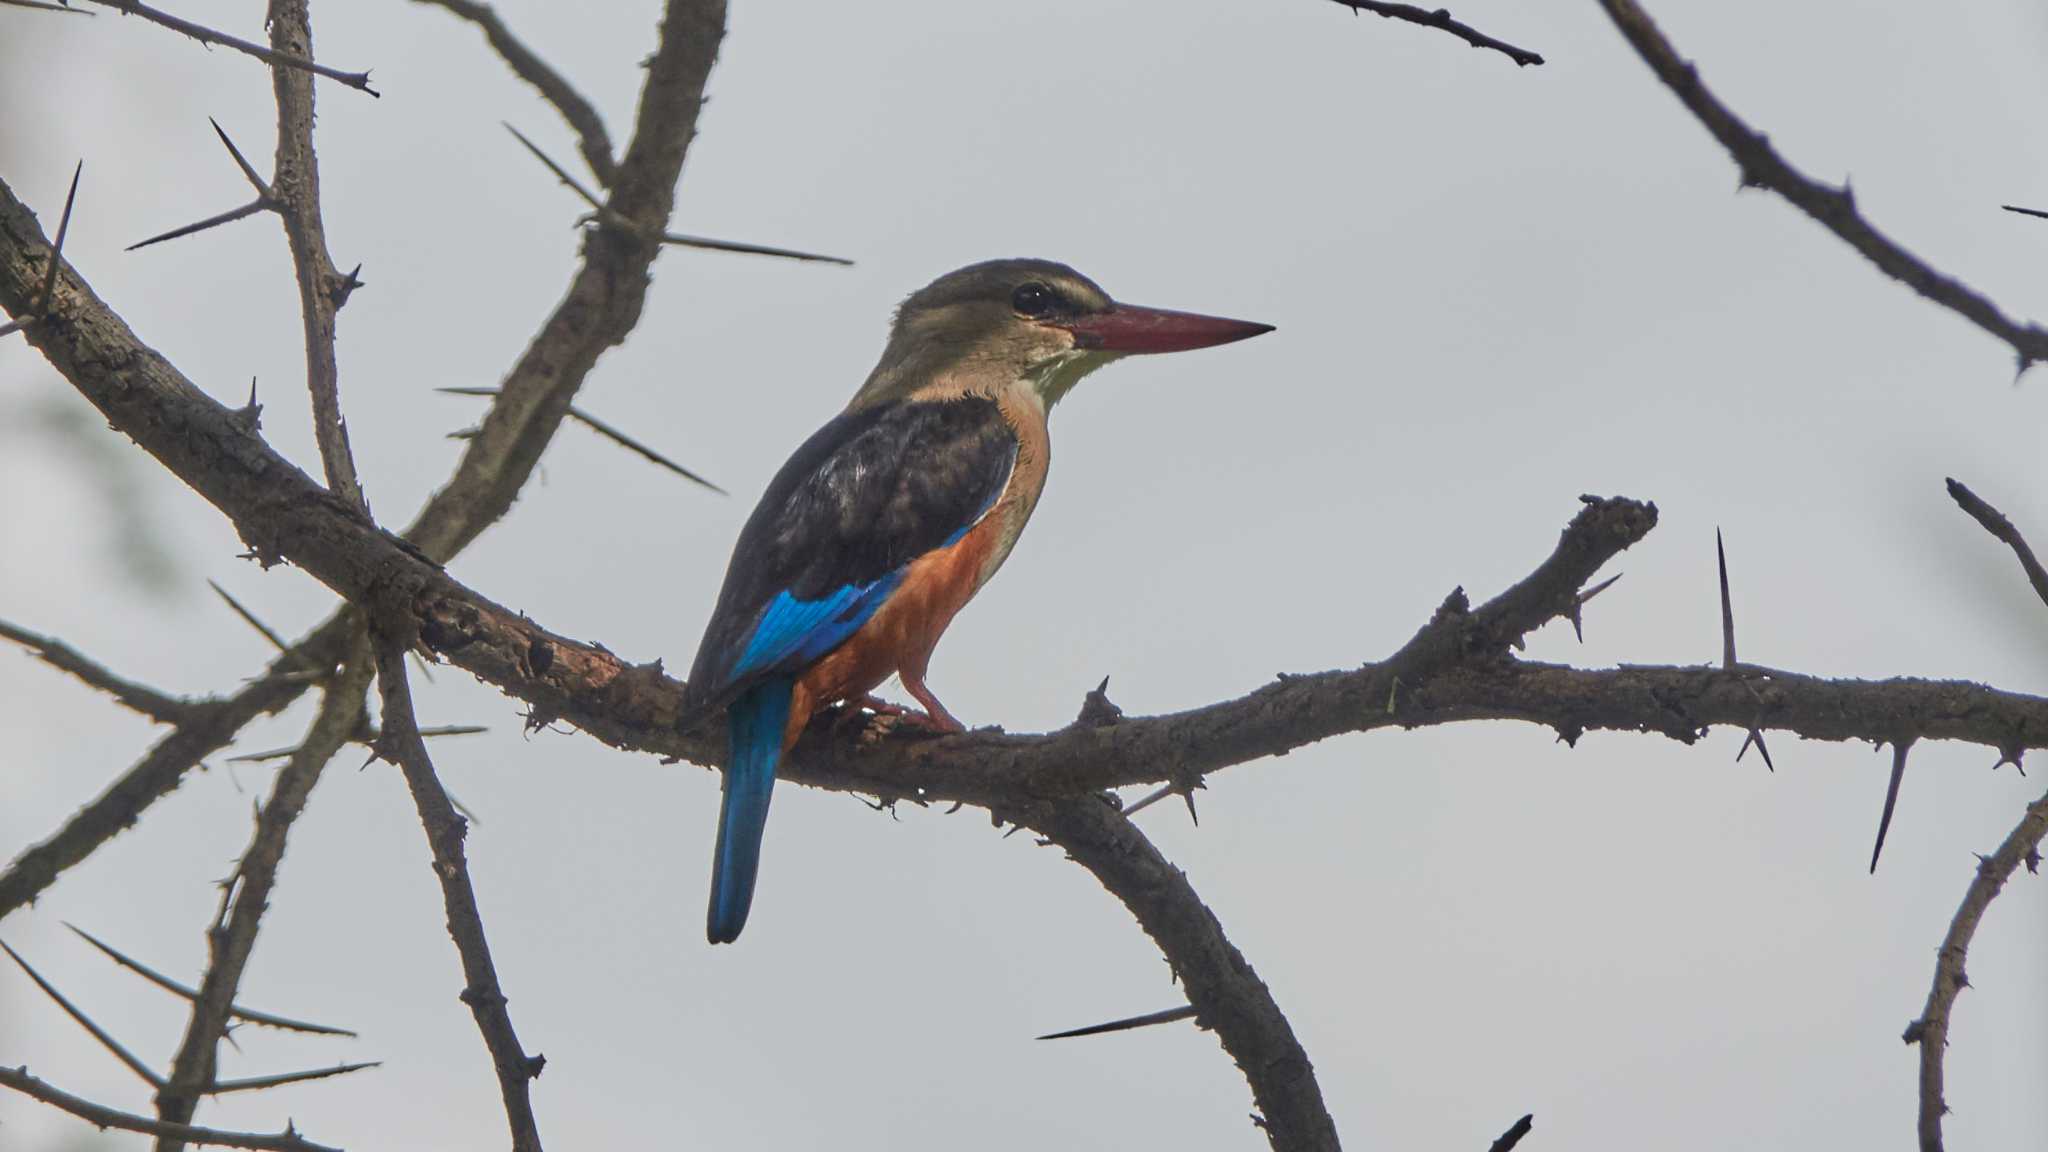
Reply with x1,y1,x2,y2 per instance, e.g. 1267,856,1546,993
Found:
683,396,1017,714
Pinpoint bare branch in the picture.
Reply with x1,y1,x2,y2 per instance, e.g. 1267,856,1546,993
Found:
0,1065,341,1152
1,938,166,1087
1025,797,1339,1152
439,386,725,493
66,924,357,1036
0,615,352,923
79,0,377,95
1594,0,2048,375
265,0,369,517
1903,782,2048,1152
0,616,193,723
155,644,373,1143
1329,1,1545,67
371,633,544,1152
413,0,617,184
1947,478,2048,612
1489,1114,1536,1152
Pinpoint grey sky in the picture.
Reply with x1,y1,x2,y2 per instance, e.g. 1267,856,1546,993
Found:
3,1,2046,1149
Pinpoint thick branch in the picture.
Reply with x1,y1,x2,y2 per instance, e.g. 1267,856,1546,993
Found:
412,0,617,185
154,641,373,1148
1330,1,1544,67
265,0,368,516
372,633,544,1152
1027,796,1340,1151
1594,0,2048,372
1904,782,2048,1152
0,1065,339,1152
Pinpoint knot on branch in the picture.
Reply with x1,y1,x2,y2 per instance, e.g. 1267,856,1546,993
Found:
1074,676,1123,729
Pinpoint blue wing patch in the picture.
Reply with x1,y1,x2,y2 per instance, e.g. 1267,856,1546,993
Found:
730,572,906,680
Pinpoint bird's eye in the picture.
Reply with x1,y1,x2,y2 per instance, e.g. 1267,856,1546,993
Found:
1011,282,1057,318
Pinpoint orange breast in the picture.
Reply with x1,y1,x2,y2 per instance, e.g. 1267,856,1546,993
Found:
784,514,1004,746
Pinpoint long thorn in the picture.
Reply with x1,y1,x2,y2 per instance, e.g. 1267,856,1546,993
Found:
37,161,82,313
127,199,271,252
1037,1004,1197,1040
1871,740,1914,873
659,230,853,266
64,924,358,1036
0,938,166,1087
210,117,271,193
437,386,725,493
208,580,290,651
2002,204,2048,222
209,1061,380,1094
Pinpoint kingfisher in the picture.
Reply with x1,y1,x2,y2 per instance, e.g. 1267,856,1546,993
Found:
682,258,1273,943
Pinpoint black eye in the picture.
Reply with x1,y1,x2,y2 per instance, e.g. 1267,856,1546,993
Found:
1011,282,1057,318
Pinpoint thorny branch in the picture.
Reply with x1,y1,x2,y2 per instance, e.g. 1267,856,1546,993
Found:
0,616,194,723
154,642,374,1147
412,0,617,185
0,1064,341,1152
1594,0,2048,375
372,633,545,1152
78,0,378,94
1025,797,1340,1152
265,0,368,516
1329,1,1545,67
1947,478,2048,612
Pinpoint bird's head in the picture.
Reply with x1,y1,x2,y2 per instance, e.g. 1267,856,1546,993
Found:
851,258,1272,409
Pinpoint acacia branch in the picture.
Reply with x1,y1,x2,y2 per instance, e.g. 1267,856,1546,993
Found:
1947,478,2048,612
154,642,374,1148
265,0,368,516
1330,1,1545,67
1025,796,1340,1151
412,0,617,185
0,0,730,917
1594,0,2048,373
0,617,194,723
372,633,544,1152
0,615,352,923
79,0,377,95
1903,782,2048,1152
0,1065,340,1152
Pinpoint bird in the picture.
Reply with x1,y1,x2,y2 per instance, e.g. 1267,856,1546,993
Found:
681,258,1273,943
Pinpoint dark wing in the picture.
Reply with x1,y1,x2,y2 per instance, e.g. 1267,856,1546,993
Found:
682,395,1017,715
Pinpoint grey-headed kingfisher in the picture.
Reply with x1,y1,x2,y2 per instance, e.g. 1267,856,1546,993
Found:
682,259,1273,943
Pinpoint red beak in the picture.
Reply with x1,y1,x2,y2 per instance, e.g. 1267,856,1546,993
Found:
1055,303,1274,354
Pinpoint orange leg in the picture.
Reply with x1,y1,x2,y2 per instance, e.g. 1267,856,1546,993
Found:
900,670,965,734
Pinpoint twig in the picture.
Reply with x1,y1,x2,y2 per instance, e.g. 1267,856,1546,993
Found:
438,386,724,492
372,634,544,1152
0,617,351,922
1330,0,1544,67
0,616,193,723
80,0,377,95
1,0,94,12
265,0,369,517
1947,478,2048,612
1594,0,2048,376
209,1062,379,1095
1037,1004,1196,1040
1026,797,1340,1152
156,644,373,1144
1903,781,2048,1152
229,723,487,764
503,122,853,265
1,938,165,1086
65,924,356,1036
412,0,616,184
1489,1113,1536,1152
0,1065,341,1152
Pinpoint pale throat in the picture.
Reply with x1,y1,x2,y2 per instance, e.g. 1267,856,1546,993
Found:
1022,349,1121,409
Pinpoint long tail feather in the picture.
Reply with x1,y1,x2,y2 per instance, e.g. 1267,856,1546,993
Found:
708,679,793,944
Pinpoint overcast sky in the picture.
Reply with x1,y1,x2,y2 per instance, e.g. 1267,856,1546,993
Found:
3,1,2046,1149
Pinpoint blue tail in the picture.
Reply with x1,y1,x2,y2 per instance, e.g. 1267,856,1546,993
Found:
708,679,793,944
